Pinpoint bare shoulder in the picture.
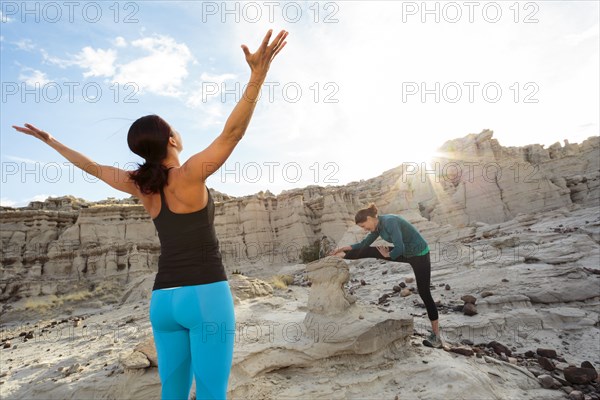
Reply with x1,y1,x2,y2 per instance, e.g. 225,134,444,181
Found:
165,167,209,211
139,167,208,219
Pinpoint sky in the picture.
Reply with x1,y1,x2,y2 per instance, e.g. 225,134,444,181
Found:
1,0,598,207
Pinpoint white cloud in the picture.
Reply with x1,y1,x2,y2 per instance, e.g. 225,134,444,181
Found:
0,197,18,207
0,194,55,208
112,35,194,97
41,34,194,97
29,194,52,202
42,46,116,77
74,46,117,78
198,103,229,127
186,72,237,110
18,67,50,86
200,72,237,83
560,23,600,46
41,49,70,68
1,10,13,23
14,38,35,51
114,36,127,47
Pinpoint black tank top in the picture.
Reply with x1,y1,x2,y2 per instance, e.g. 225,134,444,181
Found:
151,170,228,290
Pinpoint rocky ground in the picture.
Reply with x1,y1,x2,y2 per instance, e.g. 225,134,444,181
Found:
1,131,599,399
1,202,599,400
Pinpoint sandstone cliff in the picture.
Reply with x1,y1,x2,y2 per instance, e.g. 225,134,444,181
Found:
1,130,598,306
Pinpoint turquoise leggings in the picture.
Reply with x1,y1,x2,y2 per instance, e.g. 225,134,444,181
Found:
149,280,236,400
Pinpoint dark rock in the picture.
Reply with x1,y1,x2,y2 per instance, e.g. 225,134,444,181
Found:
538,356,555,371
568,391,584,400
360,279,366,286
551,374,569,386
378,294,390,304
501,278,509,282
445,284,451,290
393,285,401,293
528,366,544,377
581,361,596,372
538,374,556,389
463,303,478,316
488,341,512,356
460,339,474,346
537,348,558,359
382,270,388,275
564,367,598,385
450,347,474,357
399,282,406,288
461,294,477,304
524,350,536,358
561,386,574,394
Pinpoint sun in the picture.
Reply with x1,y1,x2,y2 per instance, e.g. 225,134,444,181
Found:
397,146,442,168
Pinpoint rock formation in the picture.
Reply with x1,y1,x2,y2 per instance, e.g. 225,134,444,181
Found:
1,130,598,400
3,131,598,313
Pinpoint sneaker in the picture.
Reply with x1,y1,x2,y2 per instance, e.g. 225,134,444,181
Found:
423,332,443,348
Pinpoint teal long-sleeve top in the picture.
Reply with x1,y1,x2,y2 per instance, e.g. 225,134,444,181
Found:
350,214,429,259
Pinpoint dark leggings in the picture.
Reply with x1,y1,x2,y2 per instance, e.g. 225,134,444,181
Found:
344,246,439,321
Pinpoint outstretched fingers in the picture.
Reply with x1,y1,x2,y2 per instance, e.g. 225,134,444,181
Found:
271,40,287,61
12,124,32,134
268,30,288,53
12,123,52,142
267,30,288,62
260,29,274,50
24,123,41,133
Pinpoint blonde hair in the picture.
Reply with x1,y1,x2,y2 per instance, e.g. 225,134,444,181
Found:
355,203,377,224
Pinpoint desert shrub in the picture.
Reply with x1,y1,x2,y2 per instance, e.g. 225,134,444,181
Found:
270,274,294,289
300,240,320,264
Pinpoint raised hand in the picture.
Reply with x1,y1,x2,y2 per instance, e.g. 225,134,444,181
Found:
12,123,54,144
241,29,288,76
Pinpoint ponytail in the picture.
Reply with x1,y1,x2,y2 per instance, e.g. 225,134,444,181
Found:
355,203,378,224
128,161,171,195
126,115,173,195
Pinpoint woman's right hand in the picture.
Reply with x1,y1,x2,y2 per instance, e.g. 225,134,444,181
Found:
329,246,350,256
241,29,288,76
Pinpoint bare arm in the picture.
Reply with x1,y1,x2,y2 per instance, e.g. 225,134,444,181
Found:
181,29,288,183
329,231,379,255
11,123,140,196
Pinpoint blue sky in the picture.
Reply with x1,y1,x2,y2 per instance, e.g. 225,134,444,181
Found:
1,1,598,207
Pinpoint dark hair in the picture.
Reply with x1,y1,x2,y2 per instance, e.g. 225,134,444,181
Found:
355,203,378,224
127,115,174,195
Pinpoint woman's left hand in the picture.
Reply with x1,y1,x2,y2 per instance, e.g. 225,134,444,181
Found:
12,123,54,144
377,245,390,258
